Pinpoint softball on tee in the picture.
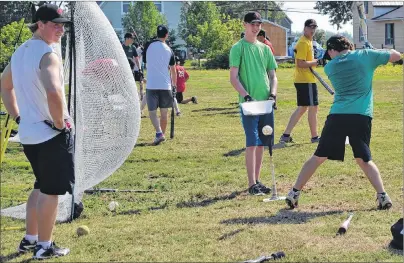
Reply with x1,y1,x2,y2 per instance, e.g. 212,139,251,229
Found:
262,125,273,136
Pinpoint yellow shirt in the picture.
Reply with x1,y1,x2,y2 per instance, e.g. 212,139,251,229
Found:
294,36,316,83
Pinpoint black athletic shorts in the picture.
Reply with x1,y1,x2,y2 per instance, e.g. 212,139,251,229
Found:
314,114,372,162
295,83,318,106
23,132,75,195
176,92,184,103
134,71,142,82
146,89,173,111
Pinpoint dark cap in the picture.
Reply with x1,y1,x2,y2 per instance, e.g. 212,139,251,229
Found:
157,25,169,38
34,4,71,23
257,30,266,37
124,33,133,39
304,19,317,28
244,12,262,23
323,35,352,60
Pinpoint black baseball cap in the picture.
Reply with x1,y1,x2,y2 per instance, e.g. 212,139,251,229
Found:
304,19,317,28
244,12,262,23
34,4,71,23
157,25,169,38
124,33,133,39
258,30,266,37
323,35,351,60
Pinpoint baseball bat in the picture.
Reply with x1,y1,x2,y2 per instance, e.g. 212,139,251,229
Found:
309,67,335,95
336,212,354,235
244,251,285,263
170,101,175,139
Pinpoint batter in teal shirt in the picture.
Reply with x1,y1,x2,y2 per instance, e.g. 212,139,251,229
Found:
324,49,390,117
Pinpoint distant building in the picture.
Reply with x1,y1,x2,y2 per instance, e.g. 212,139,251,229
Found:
352,1,404,52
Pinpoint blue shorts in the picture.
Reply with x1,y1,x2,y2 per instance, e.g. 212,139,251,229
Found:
240,109,275,147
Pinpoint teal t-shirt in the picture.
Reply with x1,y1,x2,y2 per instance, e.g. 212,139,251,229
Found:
229,39,278,103
324,49,390,117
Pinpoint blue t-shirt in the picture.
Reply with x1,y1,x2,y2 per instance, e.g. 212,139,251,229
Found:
324,49,390,117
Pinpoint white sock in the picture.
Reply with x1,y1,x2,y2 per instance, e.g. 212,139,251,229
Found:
38,241,52,249
25,234,38,243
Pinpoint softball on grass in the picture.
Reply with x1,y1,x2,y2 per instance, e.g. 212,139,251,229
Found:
262,125,273,136
76,225,90,236
108,201,119,211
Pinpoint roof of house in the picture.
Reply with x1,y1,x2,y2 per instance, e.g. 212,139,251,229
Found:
262,19,290,31
372,5,404,20
372,2,403,6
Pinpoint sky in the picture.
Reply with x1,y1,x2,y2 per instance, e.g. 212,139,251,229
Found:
279,2,353,35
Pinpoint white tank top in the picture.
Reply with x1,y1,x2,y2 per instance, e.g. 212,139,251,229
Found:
11,39,70,144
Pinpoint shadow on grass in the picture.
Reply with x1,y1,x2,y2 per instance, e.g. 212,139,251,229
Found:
223,148,246,157
192,107,236,113
117,203,168,216
135,142,155,147
218,228,245,241
221,209,343,225
202,111,239,116
176,190,245,208
387,242,403,255
0,252,23,262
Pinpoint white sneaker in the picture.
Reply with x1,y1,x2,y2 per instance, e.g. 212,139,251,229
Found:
285,188,300,209
377,193,392,210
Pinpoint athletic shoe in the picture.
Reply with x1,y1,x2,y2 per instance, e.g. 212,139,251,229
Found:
33,242,70,260
153,134,166,145
311,137,321,143
176,112,182,117
248,184,265,196
256,180,271,194
279,135,293,143
377,193,392,210
192,96,198,104
285,189,300,209
17,238,37,253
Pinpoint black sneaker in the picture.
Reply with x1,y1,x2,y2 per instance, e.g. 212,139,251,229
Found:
248,184,265,196
191,96,198,104
33,242,70,260
17,238,37,253
256,181,271,194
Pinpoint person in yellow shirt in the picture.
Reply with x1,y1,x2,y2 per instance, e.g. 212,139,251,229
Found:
280,19,322,144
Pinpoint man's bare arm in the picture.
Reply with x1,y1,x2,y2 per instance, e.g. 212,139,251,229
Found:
296,59,318,68
267,69,278,97
0,63,19,119
40,52,65,129
230,67,249,97
170,65,177,87
133,56,141,71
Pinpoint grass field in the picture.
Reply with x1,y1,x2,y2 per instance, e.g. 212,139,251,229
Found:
1,65,403,262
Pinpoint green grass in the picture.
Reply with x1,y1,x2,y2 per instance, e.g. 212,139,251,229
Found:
1,65,403,262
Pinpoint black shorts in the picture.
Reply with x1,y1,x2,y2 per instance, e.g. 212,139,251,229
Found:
295,83,318,106
314,114,372,162
176,92,183,103
23,132,75,195
134,71,142,82
146,89,173,111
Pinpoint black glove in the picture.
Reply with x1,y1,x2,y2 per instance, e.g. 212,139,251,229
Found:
14,115,20,124
44,119,72,133
316,59,323,67
268,94,277,110
244,95,253,102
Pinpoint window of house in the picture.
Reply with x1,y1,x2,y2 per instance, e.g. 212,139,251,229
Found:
122,1,131,13
153,1,162,12
385,23,394,45
359,27,365,42
364,1,368,14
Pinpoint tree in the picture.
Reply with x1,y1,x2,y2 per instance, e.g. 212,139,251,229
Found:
0,2,33,28
122,2,166,45
0,19,32,71
314,2,353,30
215,2,285,23
313,29,326,45
166,29,184,57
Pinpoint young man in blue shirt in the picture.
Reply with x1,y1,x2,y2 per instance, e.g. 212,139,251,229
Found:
285,35,401,210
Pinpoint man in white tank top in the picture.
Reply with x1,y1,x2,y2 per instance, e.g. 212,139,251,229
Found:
0,4,73,259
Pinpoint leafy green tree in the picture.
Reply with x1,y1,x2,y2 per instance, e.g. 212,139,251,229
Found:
215,2,285,23
314,29,326,45
315,2,353,30
122,2,166,45
0,2,33,28
0,19,31,71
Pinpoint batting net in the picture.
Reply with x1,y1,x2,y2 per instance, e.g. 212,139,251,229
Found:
1,2,141,222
